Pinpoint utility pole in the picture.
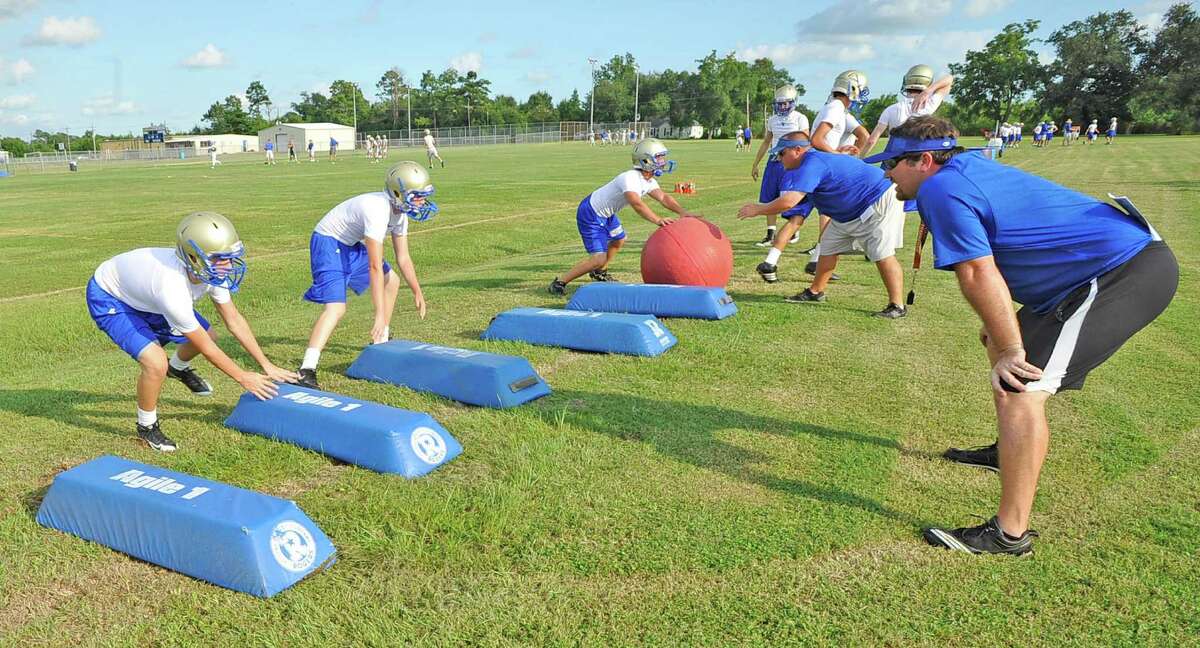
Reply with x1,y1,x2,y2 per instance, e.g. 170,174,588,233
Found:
352,83,358,129
466,93,472,128
745,92,750,130
406,87,412,144
588,57,598,135
632,62,640,125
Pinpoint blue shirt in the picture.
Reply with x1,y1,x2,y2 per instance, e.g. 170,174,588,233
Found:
265,142,273,150
916,152,1152,314
743,127,752,139
779,150,892,223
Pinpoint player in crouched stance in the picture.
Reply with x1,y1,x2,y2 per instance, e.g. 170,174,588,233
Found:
876,116,1177,554
86,212,297,451
297,161,435,389
549,138,699,294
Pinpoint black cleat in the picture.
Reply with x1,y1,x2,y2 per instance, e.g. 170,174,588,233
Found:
943,442,999,472
923,516,1037,555
167,365,212,396
588,269,615,282
137,421,177,452
756,262,778,283
873,303,908,319
784,288,826,304
803,261,839,281
788,231,801,244
548,278,567,295
297,368,320,389
755,231,776,247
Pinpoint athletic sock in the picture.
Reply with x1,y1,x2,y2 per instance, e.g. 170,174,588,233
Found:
766,226,777,238
137,408,157,427
809,243,821,263
764,248,783,265
169,351,191,371
301,348,321,370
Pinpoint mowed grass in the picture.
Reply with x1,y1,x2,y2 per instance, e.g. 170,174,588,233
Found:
0,137,1197,646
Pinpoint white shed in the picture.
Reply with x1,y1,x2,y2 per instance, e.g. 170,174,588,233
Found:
165,134,258,154
257,123,356,153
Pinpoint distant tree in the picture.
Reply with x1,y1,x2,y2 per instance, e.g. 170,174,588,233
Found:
858,93,898,131
949,20,1043,124
556,90,586,121
327,80,368,126
1133,2,1200,133
522,91,558,123
245,81,271,119
203,95,252,133
376,67,407,129
1039,10,1145,125
1,136,28,156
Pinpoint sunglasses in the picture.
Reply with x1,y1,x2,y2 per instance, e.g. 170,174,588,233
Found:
880,153,924,171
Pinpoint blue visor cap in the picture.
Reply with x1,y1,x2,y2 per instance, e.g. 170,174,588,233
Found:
768,136,812,156
863,135,958,164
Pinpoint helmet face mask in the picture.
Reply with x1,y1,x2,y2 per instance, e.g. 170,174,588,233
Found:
774,84,798,116
175,212,247,292
632,138,675,176
385,161,439,221
832,70,870,115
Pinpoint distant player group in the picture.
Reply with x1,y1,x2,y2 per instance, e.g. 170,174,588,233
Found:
996,115,1119,150
87,62,1175,558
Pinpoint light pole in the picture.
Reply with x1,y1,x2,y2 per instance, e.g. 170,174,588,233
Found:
632,62,640,126
588,57,598,135
466,92,472,128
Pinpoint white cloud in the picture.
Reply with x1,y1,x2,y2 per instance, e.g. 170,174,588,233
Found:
450,51,482,74
0,57,34,84
524,71,552,84
0,0,38,21
0,93,34,109
23,16,101,47
738,36,882,66
181,43,229,68
963,0,1011,18
509,46,537,59
797,0,952,36
0,112,30,125
82,94,138,116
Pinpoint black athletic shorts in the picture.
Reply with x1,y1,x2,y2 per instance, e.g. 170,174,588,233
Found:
1006,241,1178,394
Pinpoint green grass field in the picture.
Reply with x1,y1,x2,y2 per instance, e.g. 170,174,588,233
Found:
0,137,1196,646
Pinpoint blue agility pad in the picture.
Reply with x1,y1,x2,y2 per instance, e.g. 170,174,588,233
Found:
224,384,461,477
566,283,737,320
481,307,677,356
346,340,550,409
36,455,335,598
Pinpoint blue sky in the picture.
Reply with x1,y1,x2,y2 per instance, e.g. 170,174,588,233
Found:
0,0,1186,138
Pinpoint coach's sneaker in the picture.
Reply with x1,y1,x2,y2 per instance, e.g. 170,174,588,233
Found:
873,303,907,319
756,262,778,283
784,288,826,304
588,269,615,282
297,368,320,390
943,442,999,472
803,261,839,281
167,365,213,396
137,422,177,453
548,278,567,295
755,230,776,247
923,516,1037,556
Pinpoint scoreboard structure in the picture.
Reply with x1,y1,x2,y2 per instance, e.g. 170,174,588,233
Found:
142,124,167,144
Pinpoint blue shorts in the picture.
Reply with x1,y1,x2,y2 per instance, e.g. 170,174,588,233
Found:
1088,133,1097,140
302,232,392,304
1107,130,1116,138
1017,134,1023,141
86,278,210,360
759,159,785,203
576,196,625,254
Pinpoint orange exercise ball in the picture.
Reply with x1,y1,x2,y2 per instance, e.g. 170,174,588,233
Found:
640,217,733,288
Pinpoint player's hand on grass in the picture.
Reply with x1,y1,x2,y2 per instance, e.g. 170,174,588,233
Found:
657,217,675,226
414,293,427,319
371,318,389,344
239,372,279,400
736,204,760,220
262,363,299,384
990,346,1043,394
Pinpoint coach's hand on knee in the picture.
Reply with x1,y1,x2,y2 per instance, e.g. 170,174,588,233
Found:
990,346,1043,395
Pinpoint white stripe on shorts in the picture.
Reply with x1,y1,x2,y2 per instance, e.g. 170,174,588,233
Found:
1024,278,1099,394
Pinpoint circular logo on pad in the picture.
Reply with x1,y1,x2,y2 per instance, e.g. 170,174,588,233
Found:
411,427,447,464
270,520,317,572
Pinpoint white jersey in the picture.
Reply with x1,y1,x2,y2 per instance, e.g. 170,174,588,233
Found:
877,94,944,131
814,99,852,150
423,135,436,151
839,112,862,148
94,247,230,334
1087,123,1098,134
314,191,409,245
765,111,810,143
588,169,660,218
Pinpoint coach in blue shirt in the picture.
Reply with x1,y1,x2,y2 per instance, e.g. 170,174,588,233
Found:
869,115,1177,555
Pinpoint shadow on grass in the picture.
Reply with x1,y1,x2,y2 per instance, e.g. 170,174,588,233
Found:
549,388,935,529
0,389,229,440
